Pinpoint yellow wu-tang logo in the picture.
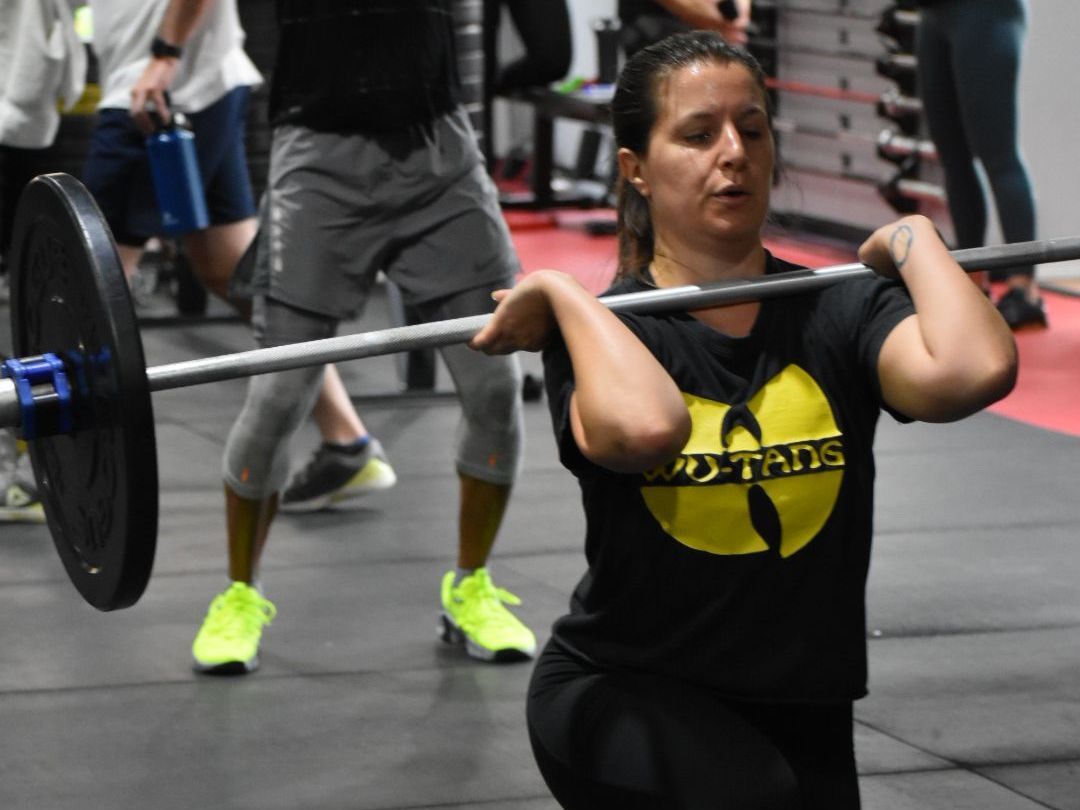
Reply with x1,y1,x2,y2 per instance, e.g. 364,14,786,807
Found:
641,364,844,558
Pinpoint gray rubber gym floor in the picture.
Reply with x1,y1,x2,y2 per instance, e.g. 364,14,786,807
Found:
1,287,1079,810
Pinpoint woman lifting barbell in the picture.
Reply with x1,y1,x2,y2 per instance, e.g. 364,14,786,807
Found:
470,31,1017,809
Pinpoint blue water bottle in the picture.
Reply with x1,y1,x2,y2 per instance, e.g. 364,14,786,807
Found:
146,112,209,234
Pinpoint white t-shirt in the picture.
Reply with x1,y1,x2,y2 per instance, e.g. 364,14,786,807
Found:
0,0,86,148
91,0,262,112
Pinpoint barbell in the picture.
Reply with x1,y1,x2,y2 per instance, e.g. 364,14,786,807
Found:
6,173,1080,612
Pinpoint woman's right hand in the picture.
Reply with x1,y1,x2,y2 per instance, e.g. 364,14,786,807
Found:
468,270,575,355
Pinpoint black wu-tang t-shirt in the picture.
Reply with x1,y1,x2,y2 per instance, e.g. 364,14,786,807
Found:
541,253,915,702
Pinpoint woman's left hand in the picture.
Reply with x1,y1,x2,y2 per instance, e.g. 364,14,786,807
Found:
858,215,934,280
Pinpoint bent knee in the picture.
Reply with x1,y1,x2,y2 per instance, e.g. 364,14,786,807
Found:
462,361,523,426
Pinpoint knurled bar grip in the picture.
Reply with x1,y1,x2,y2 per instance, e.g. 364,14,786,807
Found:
147,315,492,392
2,236,1079,425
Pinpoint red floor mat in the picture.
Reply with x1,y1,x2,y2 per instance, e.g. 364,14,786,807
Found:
987,290,1080,437
512,215,618,295
510,218,1080,438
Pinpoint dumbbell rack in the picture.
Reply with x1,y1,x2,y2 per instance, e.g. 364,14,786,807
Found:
750,0,948,241
873,0,950,216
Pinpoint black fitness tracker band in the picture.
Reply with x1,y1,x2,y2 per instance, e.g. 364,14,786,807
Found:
150,36,183,59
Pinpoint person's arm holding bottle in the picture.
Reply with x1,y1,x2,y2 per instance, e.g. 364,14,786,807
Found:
130,0,218,132
651,0,752,44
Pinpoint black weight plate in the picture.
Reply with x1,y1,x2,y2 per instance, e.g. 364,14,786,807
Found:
8,173,158,611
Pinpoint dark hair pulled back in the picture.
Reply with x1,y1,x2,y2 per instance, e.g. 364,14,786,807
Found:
611,31,772,279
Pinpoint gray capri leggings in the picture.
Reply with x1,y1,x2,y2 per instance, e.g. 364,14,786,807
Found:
223,285,524,499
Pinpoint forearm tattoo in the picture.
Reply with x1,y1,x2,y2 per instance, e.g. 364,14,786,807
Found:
889,225,914,270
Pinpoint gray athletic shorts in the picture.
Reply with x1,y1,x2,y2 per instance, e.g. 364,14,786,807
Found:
246,106,519,319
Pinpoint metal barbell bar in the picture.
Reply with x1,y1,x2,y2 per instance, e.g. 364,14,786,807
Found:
7,173,1080,612
5,236,1079,415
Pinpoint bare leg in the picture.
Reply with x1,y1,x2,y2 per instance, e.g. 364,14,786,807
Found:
116,243,143,282
311,365,368,444
224,484,277,584
191,485,278,672
457,473,512,569
182,218,258,302
442,473,534,660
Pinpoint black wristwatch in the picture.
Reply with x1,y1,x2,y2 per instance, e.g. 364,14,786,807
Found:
717,0,739,20
150,36,183,59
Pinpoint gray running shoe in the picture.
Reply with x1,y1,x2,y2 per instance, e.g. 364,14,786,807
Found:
280,438,397,513
0,482,45,524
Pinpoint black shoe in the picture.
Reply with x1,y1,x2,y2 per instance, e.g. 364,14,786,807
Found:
279,438,396,513
996,288,1047,330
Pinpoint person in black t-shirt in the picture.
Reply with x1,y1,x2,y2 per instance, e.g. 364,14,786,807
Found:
190,0,537,676
470,31,1017,810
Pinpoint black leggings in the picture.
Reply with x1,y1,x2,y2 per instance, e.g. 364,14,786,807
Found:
527,645,859,810
916,0,1035,279
481,0,572,162
483,0,572,95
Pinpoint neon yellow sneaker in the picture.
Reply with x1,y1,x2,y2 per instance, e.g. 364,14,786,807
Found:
192,582,277,675
439,568,536,662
